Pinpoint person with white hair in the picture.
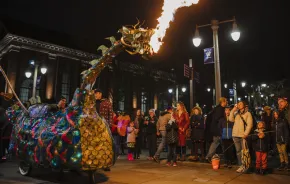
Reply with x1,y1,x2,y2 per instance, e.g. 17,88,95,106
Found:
144,109,158,160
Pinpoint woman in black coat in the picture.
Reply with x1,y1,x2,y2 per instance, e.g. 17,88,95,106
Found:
189,107,205,161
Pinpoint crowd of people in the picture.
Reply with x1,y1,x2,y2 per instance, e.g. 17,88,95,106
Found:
109,96,290,175
1,88,290,176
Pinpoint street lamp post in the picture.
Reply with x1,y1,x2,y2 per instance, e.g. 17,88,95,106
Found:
25,61,47,98
193,17,240,104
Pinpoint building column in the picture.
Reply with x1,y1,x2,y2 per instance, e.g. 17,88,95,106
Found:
124,72,133,114
46,54,57,101
6,49,20,94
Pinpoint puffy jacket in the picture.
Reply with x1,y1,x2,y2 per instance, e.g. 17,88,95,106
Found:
274,118,289,144
190,115,204,141
229,110,253,137
220,117,233,140
127,127,137,143
252,129,268,152
166,121,178,144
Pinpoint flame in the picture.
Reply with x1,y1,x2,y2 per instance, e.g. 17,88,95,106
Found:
149,0,199,53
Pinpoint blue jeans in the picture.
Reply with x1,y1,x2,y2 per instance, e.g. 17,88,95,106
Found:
206,136,222,158
233,137,244,166
167,143,177,162
155,131,166,157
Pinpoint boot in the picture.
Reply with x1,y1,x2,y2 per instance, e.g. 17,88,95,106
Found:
181,154,186,161
260,169,266,175
286,162,290,171
255,168,260,175
278,162,285,171
131,153,134,161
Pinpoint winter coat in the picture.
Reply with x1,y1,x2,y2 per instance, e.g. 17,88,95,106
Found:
173,112,190,146
204,110,214,141
229,110,253,137
157,112,171,131
134,115,144,137
220,116,234,140
210,105,225,136
261,113,272,131
166,121,178,144
127,127,137,143
279,106,290,127
252,129,268,152
273,118,289,144
190,115,204,141
145,116,158,135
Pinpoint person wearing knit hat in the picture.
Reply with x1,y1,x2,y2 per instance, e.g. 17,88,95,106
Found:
278,97,290,170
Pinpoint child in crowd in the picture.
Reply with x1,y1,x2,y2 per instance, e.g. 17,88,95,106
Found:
252,121,268,175
190,106,205,161
127,121,138,161
273,111,289,171
165,116,178,166
221,106,234,168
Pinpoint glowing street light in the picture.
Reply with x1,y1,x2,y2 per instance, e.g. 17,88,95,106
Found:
261,83,267,87
230,98,233,101
241,81,246,88
224,83,228,88
207,88,211,92
25,71,32,78
238,97,241,101
168,88,173,93
231,19,240,41
181,87,187,92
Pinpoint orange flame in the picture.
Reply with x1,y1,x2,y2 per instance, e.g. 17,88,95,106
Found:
149,0,199,53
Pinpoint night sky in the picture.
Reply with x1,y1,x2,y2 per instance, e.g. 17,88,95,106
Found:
0,0,289,104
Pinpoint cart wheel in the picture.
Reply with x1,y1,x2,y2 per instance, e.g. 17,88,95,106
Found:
18,161,32,176
88,171,97,184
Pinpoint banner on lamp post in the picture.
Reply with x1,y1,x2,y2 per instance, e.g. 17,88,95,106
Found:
204,47,214,64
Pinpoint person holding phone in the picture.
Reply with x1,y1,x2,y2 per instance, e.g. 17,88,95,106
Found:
229,101,253,173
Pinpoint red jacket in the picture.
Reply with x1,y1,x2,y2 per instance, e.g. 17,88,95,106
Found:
99,98,113,126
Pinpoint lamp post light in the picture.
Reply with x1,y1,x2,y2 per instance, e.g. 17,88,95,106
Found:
241,81,246,88
224,83,228,89
193,17,240,104
25,60,47,98
168,88,173,93
207,88,211,92
238,97,241,101
261,83,267,88
181,87,187,92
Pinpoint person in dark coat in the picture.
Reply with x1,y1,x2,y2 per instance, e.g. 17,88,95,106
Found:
134,109,144,159
221,106,234,168
252,121,269,175
0,106,11,160
144,109,158,160
165,117,178,166
189,106,204,161
205,97,228,161
273,111,289,171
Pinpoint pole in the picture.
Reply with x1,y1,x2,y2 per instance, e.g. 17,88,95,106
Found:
213,88,216,106
32,64,39,98
189,59,194,109
211,20,221,105
176,85,179,102
233,80,237,104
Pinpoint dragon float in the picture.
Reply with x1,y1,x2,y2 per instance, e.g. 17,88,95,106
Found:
0,1,200,183
0,23,156,183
